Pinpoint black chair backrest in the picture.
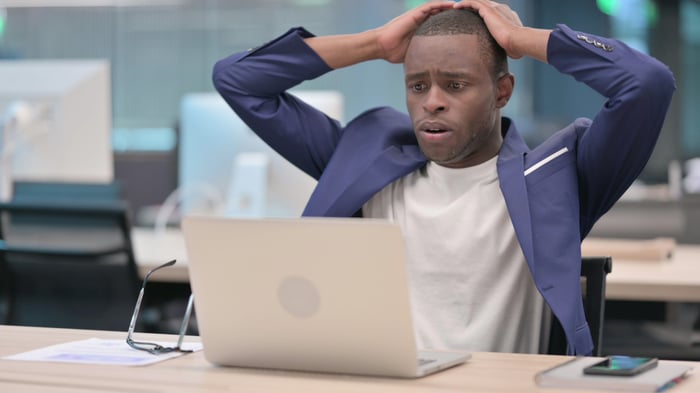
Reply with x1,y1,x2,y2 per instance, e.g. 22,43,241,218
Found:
547,256,613,356
12,180,123,204
0,182,139,330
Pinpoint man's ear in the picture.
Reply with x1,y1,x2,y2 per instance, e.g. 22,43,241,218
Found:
495,73,515,109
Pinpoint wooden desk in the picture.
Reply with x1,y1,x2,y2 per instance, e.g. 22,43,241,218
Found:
132,228,700,302
1,325,697,392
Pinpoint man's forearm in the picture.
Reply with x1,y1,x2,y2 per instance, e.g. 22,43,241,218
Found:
511,27,552,64
304,31,382,69
303,2,455,69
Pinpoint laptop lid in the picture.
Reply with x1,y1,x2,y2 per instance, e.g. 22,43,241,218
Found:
181,216,468,378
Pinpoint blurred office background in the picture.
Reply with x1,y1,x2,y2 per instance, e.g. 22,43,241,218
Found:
0,0,697,216
0,0,699,357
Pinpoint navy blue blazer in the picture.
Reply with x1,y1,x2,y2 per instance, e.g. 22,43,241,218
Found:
213,24,675,355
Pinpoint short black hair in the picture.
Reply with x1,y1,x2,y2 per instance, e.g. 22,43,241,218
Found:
414,9,508,79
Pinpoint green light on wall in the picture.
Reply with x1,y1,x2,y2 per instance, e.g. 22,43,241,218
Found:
597,0,658,25
0,9,5,38
405,0,426,11
645,1,658,26
597,0,617,16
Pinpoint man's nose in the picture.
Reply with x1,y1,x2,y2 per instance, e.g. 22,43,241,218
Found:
423,87,448,114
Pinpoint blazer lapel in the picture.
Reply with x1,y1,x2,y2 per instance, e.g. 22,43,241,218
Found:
497,121,536,274
304,116,537,276
304,144,426,217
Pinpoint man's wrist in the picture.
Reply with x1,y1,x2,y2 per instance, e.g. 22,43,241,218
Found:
512,27,552,63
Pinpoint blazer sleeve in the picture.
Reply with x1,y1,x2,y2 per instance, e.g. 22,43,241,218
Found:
547,24,676,235
212,27,342,180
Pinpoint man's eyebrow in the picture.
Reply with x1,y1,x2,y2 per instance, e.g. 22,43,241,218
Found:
405,71,428,81
440,70,474,79
404,70,477,81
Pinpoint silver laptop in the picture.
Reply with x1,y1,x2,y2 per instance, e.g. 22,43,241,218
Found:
181,215,470,378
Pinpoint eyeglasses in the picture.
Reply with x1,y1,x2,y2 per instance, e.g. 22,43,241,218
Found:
126,259,195,355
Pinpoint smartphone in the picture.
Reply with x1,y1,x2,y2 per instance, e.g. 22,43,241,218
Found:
583,356,658,376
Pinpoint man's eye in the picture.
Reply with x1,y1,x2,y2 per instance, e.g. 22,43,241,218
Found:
411,83,426,92
448,81,466,90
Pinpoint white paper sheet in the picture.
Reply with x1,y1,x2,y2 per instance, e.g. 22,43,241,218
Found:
4,338,203,366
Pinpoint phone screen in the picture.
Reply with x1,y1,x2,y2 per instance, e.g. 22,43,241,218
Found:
583,356,658,376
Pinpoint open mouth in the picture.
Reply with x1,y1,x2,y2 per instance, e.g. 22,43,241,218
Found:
424,128,448,134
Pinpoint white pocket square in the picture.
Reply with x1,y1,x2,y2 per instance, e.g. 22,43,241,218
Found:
524,147,569,176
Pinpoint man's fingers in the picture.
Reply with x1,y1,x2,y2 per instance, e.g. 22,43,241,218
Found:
450,0,525,59
417,1,457,17
453,0,508,15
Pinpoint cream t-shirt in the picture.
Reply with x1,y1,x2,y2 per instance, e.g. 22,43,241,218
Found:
363,156,543,353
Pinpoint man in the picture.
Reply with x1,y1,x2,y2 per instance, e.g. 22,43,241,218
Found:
212,0,675,355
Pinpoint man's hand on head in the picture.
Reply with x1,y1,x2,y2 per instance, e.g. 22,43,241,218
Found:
373,1,455,64
452,0,525,59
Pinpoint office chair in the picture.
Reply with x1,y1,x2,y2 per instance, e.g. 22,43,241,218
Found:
0,182,141,330
546,256,613,356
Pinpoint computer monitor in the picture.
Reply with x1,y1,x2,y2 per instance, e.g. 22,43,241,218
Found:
0,60,113,200
178,90,344,218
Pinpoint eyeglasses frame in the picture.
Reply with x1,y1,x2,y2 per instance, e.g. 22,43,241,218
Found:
126,259,194,355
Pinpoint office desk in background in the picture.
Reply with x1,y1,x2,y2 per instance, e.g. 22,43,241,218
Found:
1,325,698,393
603,244,700,302
132,227,190,283
131,228,700,302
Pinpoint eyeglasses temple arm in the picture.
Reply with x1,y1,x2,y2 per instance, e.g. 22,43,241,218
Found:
127,286,146,338
176,294,195,349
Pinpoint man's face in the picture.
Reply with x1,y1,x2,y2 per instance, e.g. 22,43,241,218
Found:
404,34,513,168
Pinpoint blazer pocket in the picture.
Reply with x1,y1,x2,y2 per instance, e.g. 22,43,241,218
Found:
524,147,574,187
524,147,569,176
